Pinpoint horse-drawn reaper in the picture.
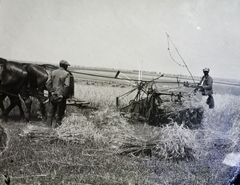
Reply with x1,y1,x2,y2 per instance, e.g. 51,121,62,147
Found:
115,71,204,128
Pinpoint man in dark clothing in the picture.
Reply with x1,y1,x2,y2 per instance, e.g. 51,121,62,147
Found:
198,68,214,109
45,60,72,127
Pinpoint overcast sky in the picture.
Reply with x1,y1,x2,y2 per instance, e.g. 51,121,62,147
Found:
0,0,239,80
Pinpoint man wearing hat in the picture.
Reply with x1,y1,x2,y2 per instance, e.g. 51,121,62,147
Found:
198,68,214,109
45,60,72,127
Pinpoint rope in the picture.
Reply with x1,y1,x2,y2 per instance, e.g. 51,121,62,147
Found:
166,35,185,67
166,33,196,85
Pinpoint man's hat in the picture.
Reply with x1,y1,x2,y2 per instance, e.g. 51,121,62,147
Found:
203,68,210,72
60,60,70,66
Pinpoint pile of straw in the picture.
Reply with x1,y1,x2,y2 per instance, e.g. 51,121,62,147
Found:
116,122,201,160
21,107,202,161
21,109,134,148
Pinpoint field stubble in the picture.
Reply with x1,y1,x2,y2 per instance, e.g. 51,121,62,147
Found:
0,82,239,184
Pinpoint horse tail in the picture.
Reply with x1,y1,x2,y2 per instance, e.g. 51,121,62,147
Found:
25,64,38,93
68,71,74,98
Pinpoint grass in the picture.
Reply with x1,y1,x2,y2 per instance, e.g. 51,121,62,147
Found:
0,82,240,184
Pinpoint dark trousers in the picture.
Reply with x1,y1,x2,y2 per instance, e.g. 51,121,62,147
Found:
46,97,67,126
230,164,240,185
206,94,214,109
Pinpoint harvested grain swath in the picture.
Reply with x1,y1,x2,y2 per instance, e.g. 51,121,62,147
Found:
155,122,201,160
116,133,156,156
116,122,201,160
56,110,134,147
21,120,92,145
21,109,135,149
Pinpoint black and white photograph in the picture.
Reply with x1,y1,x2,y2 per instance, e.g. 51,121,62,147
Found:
0,0,240,184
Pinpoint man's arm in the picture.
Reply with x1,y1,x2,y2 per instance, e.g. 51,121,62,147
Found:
64,73,70,88
202,77,213,90
45,71,53,92
62,72,71,97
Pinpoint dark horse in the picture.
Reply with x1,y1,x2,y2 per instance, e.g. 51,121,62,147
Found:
0,57,74,121
0,58,32,121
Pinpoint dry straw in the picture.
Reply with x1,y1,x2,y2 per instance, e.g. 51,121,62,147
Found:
116,122,201,160
20,85,240,162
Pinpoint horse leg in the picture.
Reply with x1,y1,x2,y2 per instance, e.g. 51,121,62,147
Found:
1,95,27,121
9,95,25,119
35,88,48,120
2,95,19,121
19,89,32,122
16,100,25,119
38,102,47,120
0,93,7,113
0,93,7,121
23,98,32,122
